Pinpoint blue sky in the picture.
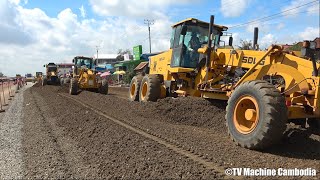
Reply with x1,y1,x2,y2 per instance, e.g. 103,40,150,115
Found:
0,0,319,76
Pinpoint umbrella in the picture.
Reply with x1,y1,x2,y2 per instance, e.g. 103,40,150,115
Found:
113,70,126,75
100,71,111,77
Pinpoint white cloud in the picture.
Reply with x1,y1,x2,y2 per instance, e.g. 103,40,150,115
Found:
0,0,34,45
307,4,319,15
299,26,319,40
79,5,86,18
281,0,318,17
0,0,174,76
220,0,252,17
260,33,276,48
276,22,285,30
89,0,197,18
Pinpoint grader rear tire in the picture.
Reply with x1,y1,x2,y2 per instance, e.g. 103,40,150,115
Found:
139,74,161,102
69,78,78,95
42,78,47,86
226,80,287,150
99,79,108,95
308,118,320,135
129,75,143,101
60,78,64,86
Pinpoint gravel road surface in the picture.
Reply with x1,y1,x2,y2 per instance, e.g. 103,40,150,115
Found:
0,83,32,179
0,84,319,179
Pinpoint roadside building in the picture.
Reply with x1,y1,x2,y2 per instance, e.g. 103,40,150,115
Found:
93,54,118,65
57,63,73,76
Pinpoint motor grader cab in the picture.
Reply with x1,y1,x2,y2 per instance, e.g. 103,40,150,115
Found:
129,15,320,150
42,63,60,86
69,56,108,95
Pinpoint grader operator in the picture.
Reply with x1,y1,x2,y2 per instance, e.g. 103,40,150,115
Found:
129,15,320,150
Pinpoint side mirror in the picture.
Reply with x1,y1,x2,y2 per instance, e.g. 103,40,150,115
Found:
181,25,187,36
72,59,75,63
43,65,45,67
229,37,233,46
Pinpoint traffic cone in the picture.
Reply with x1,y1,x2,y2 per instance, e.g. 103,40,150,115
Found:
1,82,8,106
0,86,5,113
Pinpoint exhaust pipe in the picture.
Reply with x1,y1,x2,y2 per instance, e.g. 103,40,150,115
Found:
253,27,258,50
205,15,214,83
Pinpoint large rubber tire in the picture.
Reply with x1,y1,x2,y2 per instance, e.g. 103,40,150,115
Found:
99,79,108,95
129,75,143,101
42,78,47,86
60,78,64,86
226,80,287,150
139,74,161,102
308,118,320,135
69,78,78,95
64,77,70,84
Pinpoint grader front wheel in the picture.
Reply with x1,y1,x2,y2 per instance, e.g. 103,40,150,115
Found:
69,78,78,95
129,75,143,101
139,75,161,102
99,79,108,95
226,80,287,150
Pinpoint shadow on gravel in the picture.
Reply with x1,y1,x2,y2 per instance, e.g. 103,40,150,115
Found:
264,128,320,160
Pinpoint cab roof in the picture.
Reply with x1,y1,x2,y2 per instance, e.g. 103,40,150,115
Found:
74,56,93,59
171,18,228,31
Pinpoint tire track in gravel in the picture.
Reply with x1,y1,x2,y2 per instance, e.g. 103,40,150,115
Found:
63,86,320,179
33,85,224,179
59,93,233,179
23,88,101,178
24,89,73,178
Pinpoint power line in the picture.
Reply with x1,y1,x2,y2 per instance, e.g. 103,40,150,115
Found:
232,8,319,29
144,19,154,53
229,0,318,29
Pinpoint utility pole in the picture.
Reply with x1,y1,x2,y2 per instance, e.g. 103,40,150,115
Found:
95,45,99,64
144,19,154,53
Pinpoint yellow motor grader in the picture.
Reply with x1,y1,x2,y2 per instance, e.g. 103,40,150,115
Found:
129,15,320,149
42,63,60,86
34,72,43,83
69,56,108,95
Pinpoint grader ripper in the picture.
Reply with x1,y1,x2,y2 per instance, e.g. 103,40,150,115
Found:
129,15,320,149
69,56,108,95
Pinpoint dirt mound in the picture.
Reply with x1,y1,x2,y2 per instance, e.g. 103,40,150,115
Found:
32,82,41,87
57,84,69,93
145,97,227,131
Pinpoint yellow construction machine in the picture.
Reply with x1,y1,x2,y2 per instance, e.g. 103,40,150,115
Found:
129,15,320,149
34,72,43,83
42,63,60,86
69,56,108,95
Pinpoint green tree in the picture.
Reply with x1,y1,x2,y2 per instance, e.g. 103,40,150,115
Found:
238,39,252,50
116,49,132,61
288,42,302,51
0,72,3,77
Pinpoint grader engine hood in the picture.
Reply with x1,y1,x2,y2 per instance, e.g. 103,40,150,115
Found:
50,71,57,76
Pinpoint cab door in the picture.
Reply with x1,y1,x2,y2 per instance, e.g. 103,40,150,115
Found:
170,25,187,68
